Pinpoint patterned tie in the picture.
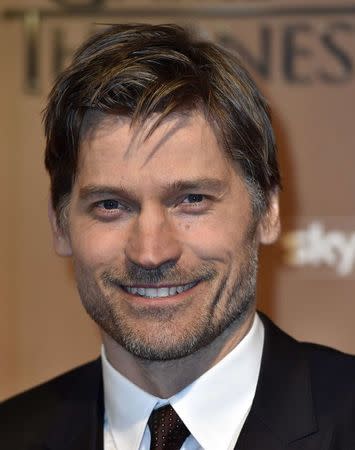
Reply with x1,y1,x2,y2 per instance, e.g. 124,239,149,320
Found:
148,404,190,450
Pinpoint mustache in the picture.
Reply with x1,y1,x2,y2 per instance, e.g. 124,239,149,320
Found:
101,260,217,287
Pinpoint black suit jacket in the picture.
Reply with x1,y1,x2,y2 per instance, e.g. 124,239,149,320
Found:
1,314,355,450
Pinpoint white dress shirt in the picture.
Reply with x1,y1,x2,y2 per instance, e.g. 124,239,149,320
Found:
102,313,264,450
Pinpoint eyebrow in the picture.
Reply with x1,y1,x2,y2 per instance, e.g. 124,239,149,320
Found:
78,178,228,202
163,178,228,196
78,185,140,204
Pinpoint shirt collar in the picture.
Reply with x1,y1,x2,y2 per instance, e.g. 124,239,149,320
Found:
102,313,264,450
102,349,159,449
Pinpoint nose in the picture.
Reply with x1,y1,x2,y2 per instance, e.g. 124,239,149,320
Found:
125,204,182,269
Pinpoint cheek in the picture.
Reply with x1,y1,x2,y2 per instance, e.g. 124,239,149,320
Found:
70,222,124,267
180,213,251,263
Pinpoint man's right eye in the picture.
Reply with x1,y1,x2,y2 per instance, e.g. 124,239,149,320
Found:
100,199,120,210
91,199,129,220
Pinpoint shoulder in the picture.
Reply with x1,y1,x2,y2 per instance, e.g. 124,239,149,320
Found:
260,311,355,384
299,341,355,447
301,340,355,411
261,312,355,423
302,340,355,376
0,358,101,413
0,358,101,445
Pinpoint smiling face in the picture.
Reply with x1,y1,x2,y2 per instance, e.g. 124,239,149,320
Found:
50,111,279,361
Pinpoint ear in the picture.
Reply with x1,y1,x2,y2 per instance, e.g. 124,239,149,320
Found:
48,198,72,257
258,191,281,245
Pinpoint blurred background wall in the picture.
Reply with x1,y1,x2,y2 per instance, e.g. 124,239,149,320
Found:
1,0,355,401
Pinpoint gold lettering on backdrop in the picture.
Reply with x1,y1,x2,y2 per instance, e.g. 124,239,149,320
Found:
52,28,75,80
2,3,355,93
51,0,104,6
24,10,41,94
217,26,272,80
52,25,95,79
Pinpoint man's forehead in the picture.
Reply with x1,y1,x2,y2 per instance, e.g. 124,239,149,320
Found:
78,109,228,165
80,108,217,145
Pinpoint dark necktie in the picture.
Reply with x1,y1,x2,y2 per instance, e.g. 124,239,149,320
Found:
148,404,190,450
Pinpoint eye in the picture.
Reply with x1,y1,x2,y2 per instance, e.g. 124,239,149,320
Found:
182,194,204,204
100,199,120,210
178,194,210,214
91,198,129,220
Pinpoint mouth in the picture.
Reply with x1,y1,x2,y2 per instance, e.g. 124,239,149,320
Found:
121,281,199,299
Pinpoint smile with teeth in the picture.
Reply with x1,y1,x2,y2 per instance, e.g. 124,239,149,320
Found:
122,282,198,298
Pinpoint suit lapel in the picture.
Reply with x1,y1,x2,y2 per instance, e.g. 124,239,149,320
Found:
44,359,104,450
235,409,286,450
235,314,318,450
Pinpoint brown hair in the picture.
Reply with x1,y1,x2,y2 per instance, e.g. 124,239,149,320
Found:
44,23,280,221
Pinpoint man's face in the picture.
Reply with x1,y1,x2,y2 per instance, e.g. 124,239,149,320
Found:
51,111,279,361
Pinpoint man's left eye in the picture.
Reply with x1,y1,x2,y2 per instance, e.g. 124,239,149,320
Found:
182,194,204,204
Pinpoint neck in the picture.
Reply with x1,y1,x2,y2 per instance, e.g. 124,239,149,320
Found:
101,311,255,398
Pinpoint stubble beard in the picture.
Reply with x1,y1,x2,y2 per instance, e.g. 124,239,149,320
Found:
73,249,258,362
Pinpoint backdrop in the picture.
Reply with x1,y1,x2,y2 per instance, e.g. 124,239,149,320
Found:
1,0,354,400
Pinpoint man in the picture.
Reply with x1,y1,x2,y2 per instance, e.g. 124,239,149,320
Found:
1,23,354,450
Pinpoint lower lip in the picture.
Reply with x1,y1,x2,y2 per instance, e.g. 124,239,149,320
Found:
121,283,200,304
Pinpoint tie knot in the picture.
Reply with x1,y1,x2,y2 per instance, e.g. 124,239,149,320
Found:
148,404,190,449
